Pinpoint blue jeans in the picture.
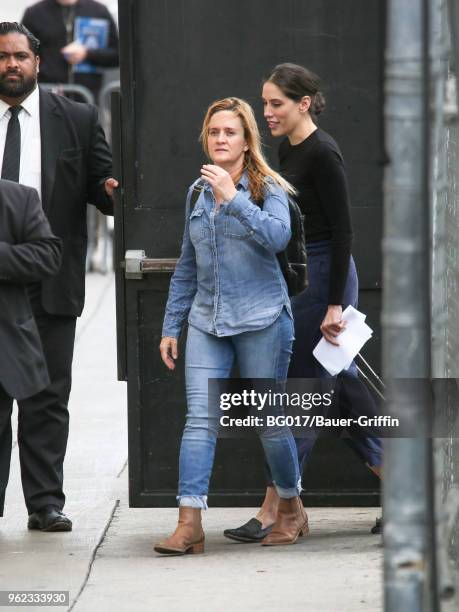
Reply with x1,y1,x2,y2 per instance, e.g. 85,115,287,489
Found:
178,309,301,508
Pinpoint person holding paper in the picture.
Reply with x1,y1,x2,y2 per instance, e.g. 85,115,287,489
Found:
312,305,374,377
224,63,383,544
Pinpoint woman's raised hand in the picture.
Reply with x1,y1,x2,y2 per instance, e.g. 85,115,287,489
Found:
159,336,178,370
201,164,237,203
320,305,347,345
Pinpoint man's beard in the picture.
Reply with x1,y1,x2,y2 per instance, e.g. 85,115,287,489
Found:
0,73,37,98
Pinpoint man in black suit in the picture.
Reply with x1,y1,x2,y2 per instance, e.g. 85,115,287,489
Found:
0,22,118,530
0,179,62,518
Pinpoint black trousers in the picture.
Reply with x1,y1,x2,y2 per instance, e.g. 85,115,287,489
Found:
0,304,76,515
0,385,13,516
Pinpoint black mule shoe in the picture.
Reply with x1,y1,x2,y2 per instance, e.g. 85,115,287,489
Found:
223,518,274,543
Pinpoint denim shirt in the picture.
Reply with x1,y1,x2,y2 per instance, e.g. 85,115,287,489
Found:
162,172,292,338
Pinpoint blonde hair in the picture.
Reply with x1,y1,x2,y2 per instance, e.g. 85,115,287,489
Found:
199,97,296,202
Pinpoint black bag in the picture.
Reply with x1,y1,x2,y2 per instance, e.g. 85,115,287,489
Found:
275,196,308,296
189,183,308,296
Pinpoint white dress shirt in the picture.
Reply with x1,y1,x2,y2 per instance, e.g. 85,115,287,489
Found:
0,85,42,199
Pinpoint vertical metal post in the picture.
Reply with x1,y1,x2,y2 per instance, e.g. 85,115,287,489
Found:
430,0,450,379
383,0,433,610
429,0,459,605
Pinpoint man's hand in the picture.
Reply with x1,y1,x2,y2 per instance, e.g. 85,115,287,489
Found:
61,41,88,65
320,305,346,346
160,336,178,370
200,164,237,203
104,178,119,198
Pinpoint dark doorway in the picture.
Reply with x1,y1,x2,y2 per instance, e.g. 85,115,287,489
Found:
114,0,385,507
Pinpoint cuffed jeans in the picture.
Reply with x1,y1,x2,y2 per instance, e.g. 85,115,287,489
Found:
178,308,301,508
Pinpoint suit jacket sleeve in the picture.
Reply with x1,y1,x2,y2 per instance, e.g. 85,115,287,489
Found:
0,187,62,283
86,105,114,215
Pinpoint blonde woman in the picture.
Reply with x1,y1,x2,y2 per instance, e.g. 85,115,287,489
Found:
155,98,307,555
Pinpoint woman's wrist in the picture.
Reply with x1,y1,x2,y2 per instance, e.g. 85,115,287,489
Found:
222,187,238,202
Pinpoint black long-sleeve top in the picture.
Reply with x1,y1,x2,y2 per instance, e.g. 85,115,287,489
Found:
22,0,119,100
279,128,354,305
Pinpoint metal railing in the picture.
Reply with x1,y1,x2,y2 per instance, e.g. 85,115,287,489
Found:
99,80,120,145
39,82,95,105
88,81,121,275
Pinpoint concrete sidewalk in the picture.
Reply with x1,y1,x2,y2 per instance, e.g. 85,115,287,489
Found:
0,273,384,612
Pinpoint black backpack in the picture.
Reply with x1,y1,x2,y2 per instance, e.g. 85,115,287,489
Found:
275,196,308,296
190,184,308,296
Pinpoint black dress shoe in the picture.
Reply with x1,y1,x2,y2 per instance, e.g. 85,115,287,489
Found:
371,516,382,534
28,506,72,532
223,518,274,543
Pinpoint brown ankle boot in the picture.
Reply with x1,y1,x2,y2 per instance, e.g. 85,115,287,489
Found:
154,507,205,555
261,496,308,546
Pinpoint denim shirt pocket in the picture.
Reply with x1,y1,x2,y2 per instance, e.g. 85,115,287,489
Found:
223,214,251,239
189,206,207,245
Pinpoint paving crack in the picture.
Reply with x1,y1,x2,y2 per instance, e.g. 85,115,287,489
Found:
116,458,128,479
68,499,120,611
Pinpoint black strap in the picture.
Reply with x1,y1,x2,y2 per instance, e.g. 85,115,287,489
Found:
1,106,22,182
190,183,204,210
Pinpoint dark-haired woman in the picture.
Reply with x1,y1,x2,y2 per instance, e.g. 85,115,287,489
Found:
224,63,382,544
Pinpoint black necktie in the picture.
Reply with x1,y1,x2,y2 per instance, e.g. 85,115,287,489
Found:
1,106,22,182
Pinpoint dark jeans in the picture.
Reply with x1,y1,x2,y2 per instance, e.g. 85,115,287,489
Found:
290,240,382,470
0,296,77,515
265,240,382,487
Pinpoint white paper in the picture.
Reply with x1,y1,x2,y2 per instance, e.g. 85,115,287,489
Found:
312,306,373,376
